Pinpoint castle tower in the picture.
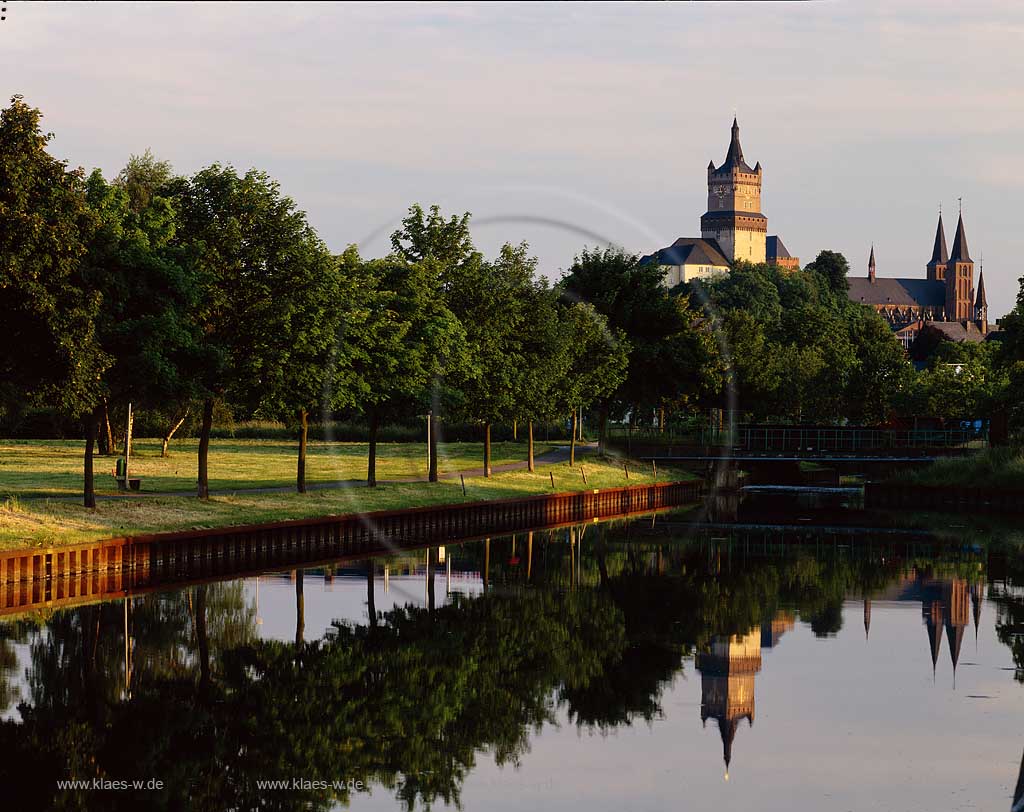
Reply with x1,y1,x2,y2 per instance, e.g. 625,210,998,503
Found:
975,265,989,333
926,211,948,282
701,118,767,264
944,210,974,322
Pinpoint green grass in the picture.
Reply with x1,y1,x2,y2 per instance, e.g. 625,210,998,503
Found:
889,447,1024,490
0,438,554,497
0,456,697,550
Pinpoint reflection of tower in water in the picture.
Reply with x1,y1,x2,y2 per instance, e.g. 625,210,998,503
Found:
697,613,793,780
698,630,760,781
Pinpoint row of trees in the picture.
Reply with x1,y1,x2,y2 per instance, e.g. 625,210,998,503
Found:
1,97,630,505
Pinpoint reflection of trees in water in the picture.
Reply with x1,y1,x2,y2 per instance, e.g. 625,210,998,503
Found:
990,547,1024,684
0,528,1011,811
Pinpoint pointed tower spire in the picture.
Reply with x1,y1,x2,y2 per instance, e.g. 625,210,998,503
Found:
927,210,948,281
868,245,876,284
949,210,972,263
970,262,987,331
721,116,748,170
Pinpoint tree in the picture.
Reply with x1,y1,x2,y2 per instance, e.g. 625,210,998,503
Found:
561,247,720,445
115,148,173,214
554,302,629,465
805,249,850,294
340,248,465,486
0,96,109,507
446,242,535,476
167,165,338,498
81,167,203,503
390,204,480,479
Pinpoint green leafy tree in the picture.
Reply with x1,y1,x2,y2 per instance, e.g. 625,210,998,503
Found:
805,249,851,294
561,247,720,444
167,165,337,498
341,248,465,486
0,96,109,506
80,167,203,504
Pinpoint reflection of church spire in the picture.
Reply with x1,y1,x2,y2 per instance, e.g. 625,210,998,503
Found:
1013,746,1024,812
698,629,762,780
925,600,944,679
971,580,984,645
864,598,871,640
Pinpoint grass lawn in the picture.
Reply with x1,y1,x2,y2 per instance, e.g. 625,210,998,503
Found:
0,438,554,497
889,446,1024,490
0,456,697,550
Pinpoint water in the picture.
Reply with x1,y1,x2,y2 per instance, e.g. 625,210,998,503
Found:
1,488,1023,811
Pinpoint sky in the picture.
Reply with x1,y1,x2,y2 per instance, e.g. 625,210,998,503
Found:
3,1,1023,317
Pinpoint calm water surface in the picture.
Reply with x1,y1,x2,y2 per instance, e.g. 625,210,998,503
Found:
2,488,1023,811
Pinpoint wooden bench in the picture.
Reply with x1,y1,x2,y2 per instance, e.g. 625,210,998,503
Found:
115,477,143,492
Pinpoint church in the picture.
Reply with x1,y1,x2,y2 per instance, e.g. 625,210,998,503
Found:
847,211,993,350
643,118,798,284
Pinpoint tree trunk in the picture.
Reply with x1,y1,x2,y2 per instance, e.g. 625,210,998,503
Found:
659,405,666,434
161,407,189,458
527,420,535,473
513,419,517,440
569,411,578,467
426,547,435,613
428,411,438,483
84,404,99,509
367,407,379,487
296,407,308,493
99,397,115,456
197,397,214,500
366,561,377,629
195,586,211,697
483,423,492,477
598,403,609,455
295,569,305,648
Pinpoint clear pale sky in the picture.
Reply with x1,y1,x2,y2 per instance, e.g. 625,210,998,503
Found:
4,1,1022,317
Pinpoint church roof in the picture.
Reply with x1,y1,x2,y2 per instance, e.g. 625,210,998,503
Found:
766,235,792,259
643,237,730,268
847,276,946,308
921,320,988,343
928,213,948,267
712,117,757,174
949,212,972,263
975,269,987,309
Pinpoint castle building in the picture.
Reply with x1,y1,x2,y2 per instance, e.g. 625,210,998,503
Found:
644,119,798,284
847,209,994,350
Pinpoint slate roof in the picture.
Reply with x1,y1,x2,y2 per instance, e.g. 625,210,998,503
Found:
766,236,792,259
922,321,987,343
928,213,948,267
847,276,946,307
949,213,972,263
642,237,730,268
711,117,757,174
